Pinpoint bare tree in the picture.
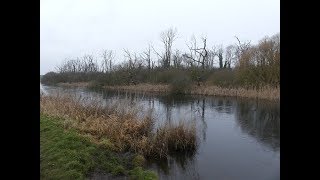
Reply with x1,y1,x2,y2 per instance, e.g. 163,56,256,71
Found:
225,45,237,68
183,35,210,86
55,59,69,73
206,49,216,69
185,35,209,69
124,49,142,84
172,49,182,68
79,55,98,73
140,44,152,71
101,50,115,73
214,45,224,69
55,58,81,73
123,49,138,70
85,55,98,72
235,36,251,53
234,36,251,67
182,53,193,67
152,27,178,68
56,54,100,74
235,34,280,86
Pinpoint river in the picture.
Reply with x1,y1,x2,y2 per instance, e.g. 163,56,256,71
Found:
41,84,280,180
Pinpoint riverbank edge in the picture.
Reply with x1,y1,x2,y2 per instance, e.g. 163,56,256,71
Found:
40,113,158,180
56,82,280,100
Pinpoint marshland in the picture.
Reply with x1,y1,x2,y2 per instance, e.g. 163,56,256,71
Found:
40,30,280,179
42,31,280,101
40,84,279,179
41,1,279,179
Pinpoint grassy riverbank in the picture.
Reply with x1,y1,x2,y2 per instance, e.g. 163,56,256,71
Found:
40,114,158,180
40,92,198,179
57,82,279,100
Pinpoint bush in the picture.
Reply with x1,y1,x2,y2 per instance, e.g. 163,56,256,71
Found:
207,69,237,88
88,80,104,89
129,167,158,180
111,165,126,175
169,72,192,95
41,71,61,85
132,154,145,167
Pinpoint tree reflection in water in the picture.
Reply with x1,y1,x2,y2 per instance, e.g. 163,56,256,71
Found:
235,99,280,151
80,88,279,179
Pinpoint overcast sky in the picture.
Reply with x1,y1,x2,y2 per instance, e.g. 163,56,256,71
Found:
40,0,280,75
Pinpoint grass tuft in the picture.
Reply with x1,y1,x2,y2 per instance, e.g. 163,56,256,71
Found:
40,114,156,179
129,167,158,180
41,93,198,159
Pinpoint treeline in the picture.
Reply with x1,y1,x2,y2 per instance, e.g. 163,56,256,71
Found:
42,28,280,89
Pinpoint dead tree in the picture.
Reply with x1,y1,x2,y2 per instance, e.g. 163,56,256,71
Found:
101,50,115,73
184,36,209,86
83,55,98,72
185,36,209,69
225,45,237,68
182,53,193,67
209,45,225,69
205,49,215,69
123,49,139,85
172,49,182,68
140,44,152,71
234,36,251,66
152,28,177,69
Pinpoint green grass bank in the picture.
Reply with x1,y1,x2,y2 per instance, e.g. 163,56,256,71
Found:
40,114,158,180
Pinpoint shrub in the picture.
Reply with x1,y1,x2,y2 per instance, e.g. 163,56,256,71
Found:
132,154,145,167
40,93,198,159
207,69,237,88
169,72,192,95
129,167,158,180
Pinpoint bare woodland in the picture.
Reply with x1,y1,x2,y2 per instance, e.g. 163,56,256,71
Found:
42,28,280,89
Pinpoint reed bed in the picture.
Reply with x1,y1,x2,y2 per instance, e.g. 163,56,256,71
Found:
40,92,197,159
103,84,170,93
54,82,279,100
190,85,280,100
57,82,89,87
104,84,279,100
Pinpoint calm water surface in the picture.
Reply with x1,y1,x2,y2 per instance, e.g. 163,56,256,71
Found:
42,85,280,180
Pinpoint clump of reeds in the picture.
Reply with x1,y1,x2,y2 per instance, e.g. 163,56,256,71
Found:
145,121,197,159
104,83,170,93
57,82,89,87
190,85,279,100
103,83,279,100
40,92,197,159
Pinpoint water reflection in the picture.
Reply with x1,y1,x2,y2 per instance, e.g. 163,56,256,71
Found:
41,85,280,180
235,99,280,151
148,149,198,175
208,97,235,114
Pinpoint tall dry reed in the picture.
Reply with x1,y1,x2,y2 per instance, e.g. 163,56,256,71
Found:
40,92,197,159
190,85,280,100
103,84,279,100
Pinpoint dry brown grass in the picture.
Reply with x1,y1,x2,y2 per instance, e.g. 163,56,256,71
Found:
103,84,170,93
54,82,279,100
40,92,197,159
103,83,279,100
57,82,90,87
190,85,280,100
